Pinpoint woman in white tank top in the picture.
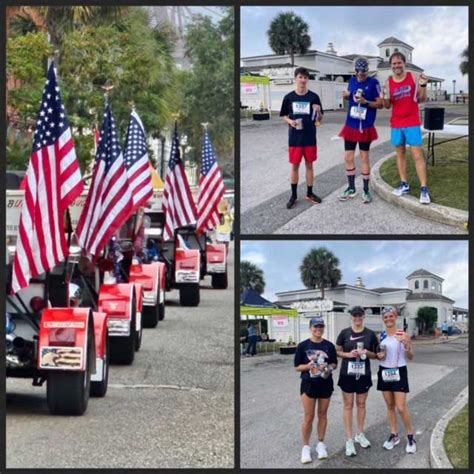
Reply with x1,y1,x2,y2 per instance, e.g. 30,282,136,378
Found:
376,306,417,454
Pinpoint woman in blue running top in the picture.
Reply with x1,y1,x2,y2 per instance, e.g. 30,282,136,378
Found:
376,306,417,454
338,57,383,204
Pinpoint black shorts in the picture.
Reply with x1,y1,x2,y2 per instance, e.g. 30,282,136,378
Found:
377,365,410,393
344,140,371,151
300,378,334,399
442,330,448,335
338,374,373,394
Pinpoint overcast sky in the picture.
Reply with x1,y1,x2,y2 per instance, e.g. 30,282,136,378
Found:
241,240,469,308
241,6,468,92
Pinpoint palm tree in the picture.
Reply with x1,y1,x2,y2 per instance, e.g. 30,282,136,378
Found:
460,46,468,75
299,247,342,299
267,12,311,66
241,260,265,295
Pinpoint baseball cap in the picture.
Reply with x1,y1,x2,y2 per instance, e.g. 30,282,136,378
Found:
355,57,369,72
350,306,365,316
309,317,325,327
382,306,398,316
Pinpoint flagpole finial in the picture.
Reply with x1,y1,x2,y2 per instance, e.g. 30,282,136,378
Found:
101,84,114,105
171,112,181,122
201,122,209,131
130,101,136,112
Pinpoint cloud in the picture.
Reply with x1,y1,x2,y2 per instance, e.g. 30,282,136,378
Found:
241,251,267,266
437,259,469,307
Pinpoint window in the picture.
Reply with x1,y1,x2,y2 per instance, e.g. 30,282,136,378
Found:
432,282,436,291
424,280,428,289
439,283,442,292
386,48,390,57
415,280,419,289
394,48,399,52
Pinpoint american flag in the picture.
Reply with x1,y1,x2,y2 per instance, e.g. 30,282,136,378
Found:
162,125,198,241
124,110,153,211
197,131,225,233
12,63,84,293
75,103,133,259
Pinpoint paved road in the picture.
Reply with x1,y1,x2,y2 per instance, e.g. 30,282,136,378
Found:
240,336,467,469
6,246,234,469
241,105,468,235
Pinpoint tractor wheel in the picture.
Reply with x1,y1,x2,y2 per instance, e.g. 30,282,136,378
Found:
211,272,228,289
142,303,159,328
179,284,200,307
109,295,136,365
90,332,109,398
158,290,166,321
47,323,94,415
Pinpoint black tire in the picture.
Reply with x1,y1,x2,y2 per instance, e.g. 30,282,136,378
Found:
179,284,200,307
142,304,159,328
135,313,143,351
158,291,166,321
46,322,94,415
109,294,136,365
211,272,228,289
90,331,109,397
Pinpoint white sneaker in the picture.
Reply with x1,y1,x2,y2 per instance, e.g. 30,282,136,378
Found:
316,441,328,459
301,445,312,464
345,439,357,457
383,433,400,450
406,436,417,454
354,432,371,448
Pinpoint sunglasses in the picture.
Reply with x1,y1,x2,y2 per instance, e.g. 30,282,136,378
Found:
311,325,325,329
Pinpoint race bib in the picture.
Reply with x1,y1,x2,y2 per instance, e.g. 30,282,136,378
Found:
347,361,366,376
381,368,400,382
292,101,310,115
350,106,367,120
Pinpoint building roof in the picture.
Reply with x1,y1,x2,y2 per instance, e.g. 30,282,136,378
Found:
377,61,423,72
406,269,444,281
241,63,319,73
341,54,381,60
370,287,408,293
378,37,414,50
406,292,454,303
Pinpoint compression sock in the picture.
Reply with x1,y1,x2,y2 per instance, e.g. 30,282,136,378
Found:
362,173,370,192
346,167,356,190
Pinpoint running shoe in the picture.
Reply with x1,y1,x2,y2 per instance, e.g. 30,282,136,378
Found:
355,432,371,448
392,182,411,196
301,445,312,464
345,439,357,457
419,187,431,205
316,441,328,460
406,435,417,454
286,195,297,209
305,192,322,204
338,187,357,201
383,433,400,450
362,191,372,204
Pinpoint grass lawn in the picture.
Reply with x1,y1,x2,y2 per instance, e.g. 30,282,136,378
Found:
444,404,469,469
380,137,468,210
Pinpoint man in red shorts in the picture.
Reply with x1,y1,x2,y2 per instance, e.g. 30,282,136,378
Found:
280,67,323,209
384,52,431,204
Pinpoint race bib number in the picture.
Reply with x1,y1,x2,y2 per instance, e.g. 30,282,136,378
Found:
350,106,367,120
348,361,366,376
292,101,310,115
381,368,400,382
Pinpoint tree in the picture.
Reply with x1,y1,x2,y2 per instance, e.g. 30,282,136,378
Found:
7,8,180,171
460,46,468,75
299,247,342,299
416,307,438,335
267,12,311,66
241,261,265,295
180,8,234,176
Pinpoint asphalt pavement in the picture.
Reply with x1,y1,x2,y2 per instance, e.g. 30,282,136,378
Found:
240,336,468,469
241,105,468,235
6,245,234,469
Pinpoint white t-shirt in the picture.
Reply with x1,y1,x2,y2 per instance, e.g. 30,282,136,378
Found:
381,335,407,368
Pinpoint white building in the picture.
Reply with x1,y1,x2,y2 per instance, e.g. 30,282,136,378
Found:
269,268,468,344
241,37,445,111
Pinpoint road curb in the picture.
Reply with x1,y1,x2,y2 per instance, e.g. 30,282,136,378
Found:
412,335,465,345
429,385,468,469
371,154,468,230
